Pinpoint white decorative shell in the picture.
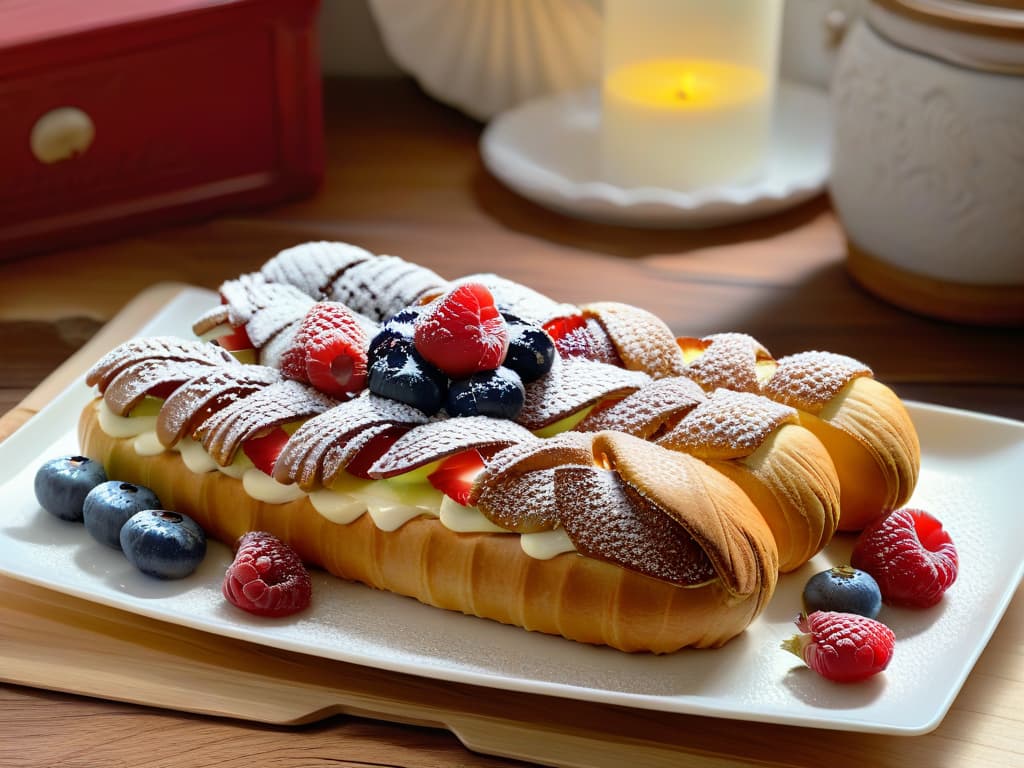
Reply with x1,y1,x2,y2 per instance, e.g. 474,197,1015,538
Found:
367,0,601,121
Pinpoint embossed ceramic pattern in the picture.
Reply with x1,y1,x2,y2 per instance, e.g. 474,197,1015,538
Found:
367,0,601,121
830,21,1024,285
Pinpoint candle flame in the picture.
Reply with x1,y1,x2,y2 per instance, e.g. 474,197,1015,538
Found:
675,71,698,101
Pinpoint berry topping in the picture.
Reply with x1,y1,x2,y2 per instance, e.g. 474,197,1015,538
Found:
344,424,411,479
414,283,509,378
120,509,207,579
446,367,526,420
367,339,447,415
83,481,162,549
543,315,622,365
851,507,959,608
802,565,882,619
242,426,292,476
368,306,421,360
781,611,895,683
428,449,487,506
34,455,108,522
501,313,556,383
282,302,369,398
222,531,312,617
215,323,254,352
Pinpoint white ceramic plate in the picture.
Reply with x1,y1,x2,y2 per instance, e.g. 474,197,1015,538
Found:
480,82,831,228
0,287,1020,735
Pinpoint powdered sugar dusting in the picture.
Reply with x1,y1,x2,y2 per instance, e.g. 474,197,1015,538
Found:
196,380,337,466
475,468,565,532
583,302,687,378
274,393,430,487
86,337,237,390
554,466,717,586
328,256,447,322
157,366,281,447
518,356,650,430
469,431,593,505
763,351,872,414
369,416,535,478
456,273,577,325
191,305,229,336
261,241,375,299
656,389,797,460
576,376,706,437
104,359,226,416
682,333,768,393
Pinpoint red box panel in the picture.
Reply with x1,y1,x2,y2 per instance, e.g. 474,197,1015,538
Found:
0,0,324,259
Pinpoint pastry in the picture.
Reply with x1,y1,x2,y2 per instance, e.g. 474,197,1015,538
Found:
74,241,920,652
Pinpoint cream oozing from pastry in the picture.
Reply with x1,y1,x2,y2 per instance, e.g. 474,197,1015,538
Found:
96,400,579,560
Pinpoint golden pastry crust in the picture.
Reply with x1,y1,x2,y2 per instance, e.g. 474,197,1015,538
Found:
79,403,777,653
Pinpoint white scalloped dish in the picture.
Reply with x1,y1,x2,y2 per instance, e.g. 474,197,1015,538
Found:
0,287,1021,735
481,82,831,227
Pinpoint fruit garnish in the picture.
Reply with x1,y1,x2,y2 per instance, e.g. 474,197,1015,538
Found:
242,427,292,476
781,611,895,683
120,509,207,580
215,324,254,352
446,367,526,420
283,302,369,398
802,565,882,619
851,507,958,608
542,315,622,365
34,455,108,522
501,312,556,383
222,531,312,617
368,306,421,360
344,424,412,480
414,283,509,378
83,481,161,549
367,339,447,415
428,449,487,506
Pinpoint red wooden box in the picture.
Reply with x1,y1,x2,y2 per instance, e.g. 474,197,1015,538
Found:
0,0,324,259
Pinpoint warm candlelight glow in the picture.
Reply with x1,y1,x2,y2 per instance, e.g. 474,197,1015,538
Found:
606,59,768,111
600,0,783,191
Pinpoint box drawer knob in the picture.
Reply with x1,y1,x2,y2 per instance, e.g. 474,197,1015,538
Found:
30,107,95,164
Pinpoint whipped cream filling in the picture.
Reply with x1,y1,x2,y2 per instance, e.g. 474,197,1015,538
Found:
98,403,580,560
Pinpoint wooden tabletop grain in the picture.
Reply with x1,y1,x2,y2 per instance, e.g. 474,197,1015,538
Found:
0,78,1021,768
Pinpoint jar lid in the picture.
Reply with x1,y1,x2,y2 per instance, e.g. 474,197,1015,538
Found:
869,0,1024,73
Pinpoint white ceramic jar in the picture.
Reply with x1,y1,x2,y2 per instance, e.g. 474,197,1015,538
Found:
830,0,1024,324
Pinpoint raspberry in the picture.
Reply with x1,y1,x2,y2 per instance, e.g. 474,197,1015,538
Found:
781,611,895,683
222,531,312,617
283,302,369,398
851,507,958,608
414,283,509,378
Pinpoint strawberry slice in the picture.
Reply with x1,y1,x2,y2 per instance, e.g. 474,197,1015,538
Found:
414,283,509,378
428,449,486,506
543,315,622,365
216,324,254,352
242,427,291,475
283,302,369,398
344,425,411,480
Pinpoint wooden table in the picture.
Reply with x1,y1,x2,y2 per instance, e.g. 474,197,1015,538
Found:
0,78,1021,767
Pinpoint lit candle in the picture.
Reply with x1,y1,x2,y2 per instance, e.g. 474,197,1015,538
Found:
601,0,783,191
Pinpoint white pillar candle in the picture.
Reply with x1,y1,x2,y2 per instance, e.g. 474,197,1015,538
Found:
601,0,783,191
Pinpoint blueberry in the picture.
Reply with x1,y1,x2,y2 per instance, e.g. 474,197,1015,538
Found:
367,338,447,415
368,307,422,363
502,317,555,383
83,481,162,549
802,565,883,619
446,367,525,420
34,455,108,522
120,509,207,579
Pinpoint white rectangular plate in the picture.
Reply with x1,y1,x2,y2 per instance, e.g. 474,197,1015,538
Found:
0,287,1021,735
